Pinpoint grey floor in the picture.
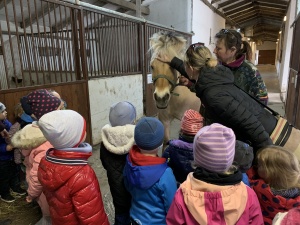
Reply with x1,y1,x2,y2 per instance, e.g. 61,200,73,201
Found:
92,64,284,224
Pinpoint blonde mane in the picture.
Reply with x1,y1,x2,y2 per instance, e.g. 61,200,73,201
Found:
149,31,187,63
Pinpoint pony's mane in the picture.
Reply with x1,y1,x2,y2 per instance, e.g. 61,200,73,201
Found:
149,31,187,63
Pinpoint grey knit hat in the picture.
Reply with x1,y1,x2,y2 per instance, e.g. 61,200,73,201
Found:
0,103,6,113
109,101,136,127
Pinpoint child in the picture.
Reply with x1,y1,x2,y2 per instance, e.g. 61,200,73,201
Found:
166,123,263,225
247,146,300,225
100,101,136,225
38,110,109,225
123,117,177,225
0,102,26,203
162,109,203,183
11,90,65,224
20,89,63,120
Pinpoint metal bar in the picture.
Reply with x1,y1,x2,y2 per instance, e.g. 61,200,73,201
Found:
85,10,93,76
0,21,9,89
94,12,101,76
58,4,68,81
78,7,88,80
53,3,63,82
64,5,73,80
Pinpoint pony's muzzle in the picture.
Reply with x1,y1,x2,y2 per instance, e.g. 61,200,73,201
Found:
154,92,170,109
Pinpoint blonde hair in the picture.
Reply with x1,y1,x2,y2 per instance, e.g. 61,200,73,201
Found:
257,146,300,189
184,46,218,70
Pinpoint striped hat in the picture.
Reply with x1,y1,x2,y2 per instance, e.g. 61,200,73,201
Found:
193,123,236,173
181,109,203,135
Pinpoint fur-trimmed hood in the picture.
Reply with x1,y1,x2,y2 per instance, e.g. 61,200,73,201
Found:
12,123,47,150
101,124,135,155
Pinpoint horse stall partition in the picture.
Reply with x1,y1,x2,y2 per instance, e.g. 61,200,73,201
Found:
286,13,300,129
0,0,92,142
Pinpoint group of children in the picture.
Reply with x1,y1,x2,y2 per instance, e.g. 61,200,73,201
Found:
101,102,300,225
1,89,300,225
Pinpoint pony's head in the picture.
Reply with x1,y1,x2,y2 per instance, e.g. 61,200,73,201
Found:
149,31,187,109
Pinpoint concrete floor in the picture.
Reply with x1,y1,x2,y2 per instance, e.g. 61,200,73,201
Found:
92,64,284,224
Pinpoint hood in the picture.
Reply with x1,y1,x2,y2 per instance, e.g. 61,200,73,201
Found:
124,153,168,190
196,65,234,98
11,123,47,150
180,173,247,225
101,124,135,155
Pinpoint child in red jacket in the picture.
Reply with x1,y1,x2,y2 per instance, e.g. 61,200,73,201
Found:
38,110,109,225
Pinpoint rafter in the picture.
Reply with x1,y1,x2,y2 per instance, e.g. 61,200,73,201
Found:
222,0,252,12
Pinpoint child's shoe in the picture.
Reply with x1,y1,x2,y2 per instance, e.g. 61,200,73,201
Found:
11,187,26,196
0,194,15,203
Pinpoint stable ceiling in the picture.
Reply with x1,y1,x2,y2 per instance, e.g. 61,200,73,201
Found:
212,0,290,42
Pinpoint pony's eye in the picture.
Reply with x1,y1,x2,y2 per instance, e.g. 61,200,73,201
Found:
150,66,154,70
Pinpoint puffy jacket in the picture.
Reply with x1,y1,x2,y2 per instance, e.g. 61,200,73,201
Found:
100,124,134,215
11,123,52,216
38,145,109,225
195,65,276,151
162,139,194,183
167,173,263,225
247,167,300,225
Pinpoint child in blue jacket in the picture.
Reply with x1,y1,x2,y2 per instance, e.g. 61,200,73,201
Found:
123,117,177,225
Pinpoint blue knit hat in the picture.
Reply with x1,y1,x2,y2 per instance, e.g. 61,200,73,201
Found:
134,117,164,150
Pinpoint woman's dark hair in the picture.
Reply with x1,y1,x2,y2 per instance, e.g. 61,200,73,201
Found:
215,29,251,60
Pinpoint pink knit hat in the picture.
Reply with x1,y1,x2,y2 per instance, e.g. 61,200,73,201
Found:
193,123,236,173
181,109,203,135
281,208,300,225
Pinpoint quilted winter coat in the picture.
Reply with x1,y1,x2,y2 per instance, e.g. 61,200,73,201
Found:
38,147,109,225
11,123,52,216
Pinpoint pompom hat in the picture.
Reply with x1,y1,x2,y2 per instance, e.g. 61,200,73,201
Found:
109,101,136,127
181,109,203,135
193,123,236,173
27,89,61,119
0,102,6,113
134,117,164,151
38,110,86,149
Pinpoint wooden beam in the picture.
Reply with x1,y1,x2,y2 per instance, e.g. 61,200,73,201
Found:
257,0,289,6
222,0,252,12
101,0,149,15
230,10,257,20
136,0,141,17
211,0,222,4
224,5,255,17
218,0,241,9
238,17,282,28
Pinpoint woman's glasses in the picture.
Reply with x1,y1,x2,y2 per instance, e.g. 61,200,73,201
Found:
219,29,238,39
187,42,205,54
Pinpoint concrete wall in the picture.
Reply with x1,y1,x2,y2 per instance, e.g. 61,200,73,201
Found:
278,0,296,102
145,0,191,32
88,75,144,145
192,0,225,53
145,0,225,53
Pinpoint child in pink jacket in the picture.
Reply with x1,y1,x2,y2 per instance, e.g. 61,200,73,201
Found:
166,123,263,225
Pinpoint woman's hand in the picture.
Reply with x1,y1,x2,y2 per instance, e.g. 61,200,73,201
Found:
6,144,13,151
0,129,9,138
179,76,190,86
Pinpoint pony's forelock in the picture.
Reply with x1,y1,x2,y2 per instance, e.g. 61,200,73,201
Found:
149,32,187,63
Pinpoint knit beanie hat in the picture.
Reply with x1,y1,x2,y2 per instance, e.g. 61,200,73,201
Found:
281,208,300,225
193,123,236,173
234,140,254,172
181,109,203,135
109,101,136,127
134,117,164,151
0,102,6,113
26,89,61,119
38,110,86,149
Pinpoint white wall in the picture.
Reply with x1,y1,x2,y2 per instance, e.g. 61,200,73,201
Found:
192,0,225,53
88,75,144,145
145,0,225,54
278,0,296,102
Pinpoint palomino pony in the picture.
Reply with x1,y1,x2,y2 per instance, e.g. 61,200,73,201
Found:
149,31,201,144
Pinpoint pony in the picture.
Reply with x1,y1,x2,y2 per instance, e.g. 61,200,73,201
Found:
149,31,201,144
